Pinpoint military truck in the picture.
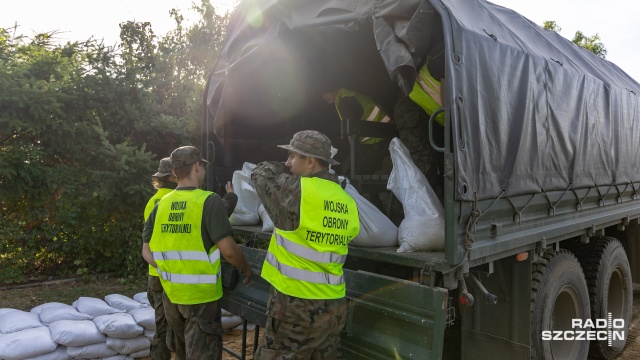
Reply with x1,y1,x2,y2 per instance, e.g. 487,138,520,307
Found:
202,0,640,359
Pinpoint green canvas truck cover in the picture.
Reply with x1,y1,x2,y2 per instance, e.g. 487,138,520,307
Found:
205,0,640,201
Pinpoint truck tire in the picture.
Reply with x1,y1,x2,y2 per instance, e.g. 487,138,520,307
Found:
531,249,590,360
565,236,632,359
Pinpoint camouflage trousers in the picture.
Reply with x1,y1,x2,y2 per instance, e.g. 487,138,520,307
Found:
162,292,224,360
147,275,171,360
254,288,347,360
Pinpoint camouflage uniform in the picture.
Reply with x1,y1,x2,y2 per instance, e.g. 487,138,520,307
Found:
252,131,351,360
393,95,444,202
142,146,234,360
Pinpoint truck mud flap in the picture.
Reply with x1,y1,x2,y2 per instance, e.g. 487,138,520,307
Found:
342,270,448,360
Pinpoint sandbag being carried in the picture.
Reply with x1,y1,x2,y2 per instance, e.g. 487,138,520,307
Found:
387,138,444,252
229,162,261,226
339,177,398,247
258,203,274,232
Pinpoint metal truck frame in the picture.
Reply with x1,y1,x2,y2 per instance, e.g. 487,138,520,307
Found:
202,1,640,359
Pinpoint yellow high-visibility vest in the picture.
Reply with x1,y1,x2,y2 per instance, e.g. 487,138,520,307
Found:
261,177,360,299
144,187,173,277
149,189,222,305
335,88,391,144
409,60,445,126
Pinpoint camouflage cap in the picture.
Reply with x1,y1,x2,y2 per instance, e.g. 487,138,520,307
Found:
170,146,209,169
152,157,173,177
277,130,339,165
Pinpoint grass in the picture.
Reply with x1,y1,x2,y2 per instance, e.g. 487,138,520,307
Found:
0,274,147,311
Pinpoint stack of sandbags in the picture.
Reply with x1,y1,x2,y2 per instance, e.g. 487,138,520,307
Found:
0,293,155,359
0,309,57,360
102,294,153,358
130,292,155,341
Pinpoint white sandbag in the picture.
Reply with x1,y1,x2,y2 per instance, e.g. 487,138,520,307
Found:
33,303,94,324
130,347,150,358
129,307,155,330
105,294,148,312
387,138,444,252
221,308,232,316
339,177,398,247
0,308,19,316
24,346,72,360
229,162,260,226
132,292,149,305
143,328,155,341
73,297,124,317
258,203,275,232
0,327,57,360
106,335,150,354
0,310,44,334
93,313,145,338
49,319,106,346
222,315,244,330
66,342,118,359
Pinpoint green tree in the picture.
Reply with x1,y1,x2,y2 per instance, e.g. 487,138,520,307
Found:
543,20,607,59
0,1,230,283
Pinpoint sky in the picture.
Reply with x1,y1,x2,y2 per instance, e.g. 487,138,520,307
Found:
1,0,639,82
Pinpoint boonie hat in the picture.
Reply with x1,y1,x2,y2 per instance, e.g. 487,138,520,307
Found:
152,157,173,177
277,130,339,165
170,146,209,169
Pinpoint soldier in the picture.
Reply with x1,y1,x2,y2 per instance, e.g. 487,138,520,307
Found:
143,157,177,360
252,130,361,359
142,146,252,360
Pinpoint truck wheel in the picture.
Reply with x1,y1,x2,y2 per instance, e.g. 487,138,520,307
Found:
531,249,590,360
566,236,632,359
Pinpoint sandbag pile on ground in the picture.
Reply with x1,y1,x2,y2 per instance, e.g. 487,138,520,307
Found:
0,293,154,360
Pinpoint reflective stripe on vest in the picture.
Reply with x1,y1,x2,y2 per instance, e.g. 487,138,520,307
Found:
157,272,219,285
149,189,222,305
261,177,359,299
335,88,391,144
409,60,445,126
265,252,344,285
275,233,347,264
144,187,173,277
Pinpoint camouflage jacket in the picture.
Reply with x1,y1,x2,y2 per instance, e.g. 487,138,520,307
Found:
251,161,345,324
251,161,339,231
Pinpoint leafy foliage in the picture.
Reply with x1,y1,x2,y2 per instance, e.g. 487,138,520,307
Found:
543,20,607,59
0,1,230,283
